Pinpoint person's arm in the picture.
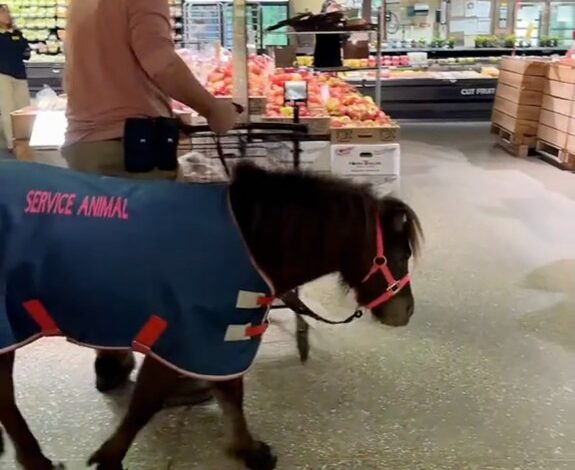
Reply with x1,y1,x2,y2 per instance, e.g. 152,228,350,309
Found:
17,30,31,61
127,0,217,117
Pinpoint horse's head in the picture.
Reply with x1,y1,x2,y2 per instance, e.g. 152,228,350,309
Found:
341,197,422,327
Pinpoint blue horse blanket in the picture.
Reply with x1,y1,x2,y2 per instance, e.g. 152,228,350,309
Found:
0,161,272,380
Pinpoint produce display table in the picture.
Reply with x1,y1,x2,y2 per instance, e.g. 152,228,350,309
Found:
20,62,502,120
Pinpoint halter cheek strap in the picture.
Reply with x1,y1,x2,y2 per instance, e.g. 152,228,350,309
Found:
361,214,411,310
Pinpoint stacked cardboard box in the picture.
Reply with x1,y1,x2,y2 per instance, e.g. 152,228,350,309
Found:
536,63,575,170
491,57,548,155
10,107,37,161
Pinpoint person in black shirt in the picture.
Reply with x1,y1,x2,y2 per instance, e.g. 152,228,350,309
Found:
313,0,345,69
0,4,31,151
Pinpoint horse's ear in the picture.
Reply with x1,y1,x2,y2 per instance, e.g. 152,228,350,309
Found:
380,197,409,233
391,211,408,233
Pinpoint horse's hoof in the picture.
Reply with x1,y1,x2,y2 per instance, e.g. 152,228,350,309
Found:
237,441,277,470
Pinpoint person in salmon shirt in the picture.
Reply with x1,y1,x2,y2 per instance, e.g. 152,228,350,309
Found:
63,0,239,406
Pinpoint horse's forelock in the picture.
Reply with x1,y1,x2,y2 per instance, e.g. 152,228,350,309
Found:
381,197,423,259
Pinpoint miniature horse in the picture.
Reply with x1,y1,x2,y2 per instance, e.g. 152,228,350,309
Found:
0,161,422,470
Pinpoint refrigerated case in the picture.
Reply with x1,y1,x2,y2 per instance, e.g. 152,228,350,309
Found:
183,0,289,50
549,1,575,46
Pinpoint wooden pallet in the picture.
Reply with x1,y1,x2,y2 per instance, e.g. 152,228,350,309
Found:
490,123,534,158
535,140,575,171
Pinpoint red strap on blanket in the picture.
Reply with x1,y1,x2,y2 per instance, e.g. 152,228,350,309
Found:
132,315,168,354
257,296,274,307
23,300,61,336
245,323,269,337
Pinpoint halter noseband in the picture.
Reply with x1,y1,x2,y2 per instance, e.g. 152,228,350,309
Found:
361,213,411,310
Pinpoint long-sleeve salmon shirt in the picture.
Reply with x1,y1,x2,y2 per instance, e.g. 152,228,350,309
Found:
64,0,174,145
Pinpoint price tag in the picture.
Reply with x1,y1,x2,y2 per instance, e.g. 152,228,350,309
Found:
284,80,308,103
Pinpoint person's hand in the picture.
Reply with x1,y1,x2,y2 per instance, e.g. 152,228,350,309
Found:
207,100,240,134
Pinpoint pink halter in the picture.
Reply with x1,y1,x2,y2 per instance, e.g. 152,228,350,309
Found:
361,214,411,310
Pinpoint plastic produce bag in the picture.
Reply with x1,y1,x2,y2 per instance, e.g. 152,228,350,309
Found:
36,85,64,110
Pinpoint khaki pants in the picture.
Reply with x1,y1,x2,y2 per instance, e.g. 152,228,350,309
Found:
0,73,30,149
61,140,176,180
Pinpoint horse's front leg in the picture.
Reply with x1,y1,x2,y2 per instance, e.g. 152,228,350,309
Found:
88,356,178,470
214,377,277,470
0,351,63,469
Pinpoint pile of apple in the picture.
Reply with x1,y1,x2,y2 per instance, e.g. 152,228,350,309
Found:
205,55,273,97
264,68,391,128
315,75,392,128
327,92,391,128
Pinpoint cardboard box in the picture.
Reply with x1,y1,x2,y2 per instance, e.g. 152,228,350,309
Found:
12,139,34,161
262,116,331,135
537,124,568,149
541,94,573,116
491,109,538,137
539,109,570,133
547,64,575,84
495,83,542,106
493,96,541,121
10,106,38,140
330,123,400,144
500,57,548,77
498,70,545,91
544,80,575,101
331,143,400,176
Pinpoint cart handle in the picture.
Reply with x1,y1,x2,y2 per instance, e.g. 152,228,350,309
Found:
179,121,309,135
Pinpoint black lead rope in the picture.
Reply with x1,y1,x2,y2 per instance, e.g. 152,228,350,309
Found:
281,290,364,326
214,135,231,177
297,308,363,325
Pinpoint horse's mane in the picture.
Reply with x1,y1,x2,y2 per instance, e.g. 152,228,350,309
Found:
232,162,423,259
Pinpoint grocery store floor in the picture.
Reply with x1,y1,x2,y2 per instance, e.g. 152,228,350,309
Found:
2,122,575,470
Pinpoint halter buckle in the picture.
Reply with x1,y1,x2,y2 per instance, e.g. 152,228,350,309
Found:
386,281,401,294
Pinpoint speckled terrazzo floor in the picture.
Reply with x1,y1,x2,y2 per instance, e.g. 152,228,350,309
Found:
2,122,575,469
